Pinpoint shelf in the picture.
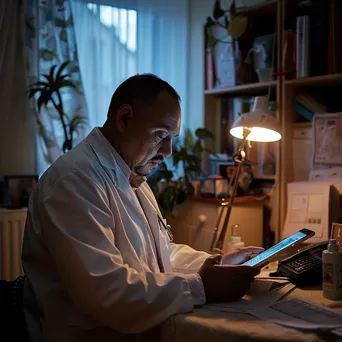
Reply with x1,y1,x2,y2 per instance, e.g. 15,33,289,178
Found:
237,0,278,15
292,122,312,128
188,195,269,206
204,81,277,97
285,73,342,88
253,174,276,181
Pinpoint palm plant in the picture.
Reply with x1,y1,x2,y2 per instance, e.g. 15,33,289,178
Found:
27,60,87,154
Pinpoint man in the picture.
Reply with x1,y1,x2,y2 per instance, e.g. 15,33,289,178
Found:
22,74,263,342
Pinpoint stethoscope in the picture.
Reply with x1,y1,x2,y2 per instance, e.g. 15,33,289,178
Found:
157,214,174,242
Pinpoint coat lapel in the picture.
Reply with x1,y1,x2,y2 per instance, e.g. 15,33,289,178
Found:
135,185,173,272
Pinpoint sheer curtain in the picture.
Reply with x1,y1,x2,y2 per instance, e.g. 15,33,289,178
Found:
71,0,189,132
25,0,88,176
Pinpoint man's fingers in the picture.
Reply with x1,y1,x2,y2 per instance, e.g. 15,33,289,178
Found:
206,254,223,265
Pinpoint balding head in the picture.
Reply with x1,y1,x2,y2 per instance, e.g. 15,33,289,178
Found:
101,74,182,176
107,74,181,119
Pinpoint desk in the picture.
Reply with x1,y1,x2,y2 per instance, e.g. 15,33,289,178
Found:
148,265,342,342
152,287,342,342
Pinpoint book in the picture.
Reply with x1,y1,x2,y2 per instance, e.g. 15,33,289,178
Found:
293,101,314,121
296,16,310,78
295,93,326,113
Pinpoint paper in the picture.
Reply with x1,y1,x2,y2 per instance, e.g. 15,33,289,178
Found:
205,278,295,313
252,296,342,330
313,113,342,165
332,328,342,337
282,181,332,243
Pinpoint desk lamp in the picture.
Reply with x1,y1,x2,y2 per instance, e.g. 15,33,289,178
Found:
211,96,282,253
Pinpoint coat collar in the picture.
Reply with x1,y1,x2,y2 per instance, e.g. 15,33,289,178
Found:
86,127,148,219
86,127,131,187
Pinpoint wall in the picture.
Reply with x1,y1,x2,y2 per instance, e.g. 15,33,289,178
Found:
0,1,36,176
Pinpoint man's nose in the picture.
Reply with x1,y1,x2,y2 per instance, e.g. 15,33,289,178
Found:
158,136,172,158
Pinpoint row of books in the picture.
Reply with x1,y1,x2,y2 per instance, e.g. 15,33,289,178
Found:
283,0,342,79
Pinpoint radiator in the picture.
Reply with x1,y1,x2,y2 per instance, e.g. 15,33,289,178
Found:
0,208,27,280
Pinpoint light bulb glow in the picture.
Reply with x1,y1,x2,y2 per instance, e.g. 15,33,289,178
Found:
230,126,281,142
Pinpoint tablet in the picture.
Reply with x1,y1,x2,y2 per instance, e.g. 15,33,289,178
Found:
243,228,315,267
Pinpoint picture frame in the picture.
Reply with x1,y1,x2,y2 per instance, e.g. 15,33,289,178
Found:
4,174,38,208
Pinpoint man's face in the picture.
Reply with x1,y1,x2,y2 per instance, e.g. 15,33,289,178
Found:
120,91,181,176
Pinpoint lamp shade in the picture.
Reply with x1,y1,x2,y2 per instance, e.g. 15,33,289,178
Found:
229,96,282,142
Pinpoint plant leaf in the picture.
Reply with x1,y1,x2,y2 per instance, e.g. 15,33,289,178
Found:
30,81,49,87
206,33,217,48
184,129,193,149
175,186,188,204
37,91,50,111
205,16,216,28
213,0,225,20
192,139,203,153
227,15,247,39
58,79,77,90
56,60,71,81
27,87,43,98
195,128,215,140
40,48,57,61
42,73,53,83
224,16,229,28
49,65,57,81
230,0,237,16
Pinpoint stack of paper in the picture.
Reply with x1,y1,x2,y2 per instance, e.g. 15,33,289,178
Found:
252,296,342,331
205,278,295,313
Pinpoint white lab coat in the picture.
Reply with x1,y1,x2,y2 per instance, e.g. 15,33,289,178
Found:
22,127,209,342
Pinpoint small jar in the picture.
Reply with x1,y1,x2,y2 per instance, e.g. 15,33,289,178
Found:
227,224,245,252
322,239,342,301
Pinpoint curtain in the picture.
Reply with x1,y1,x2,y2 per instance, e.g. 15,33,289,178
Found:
25,0,88,175
0,0,36,175
71,0,189,132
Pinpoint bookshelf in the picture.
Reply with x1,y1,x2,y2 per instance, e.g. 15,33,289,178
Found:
204,80,277,96
285,73,342,87
203,0,342,244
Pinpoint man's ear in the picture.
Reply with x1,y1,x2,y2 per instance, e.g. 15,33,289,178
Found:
116,104,134,132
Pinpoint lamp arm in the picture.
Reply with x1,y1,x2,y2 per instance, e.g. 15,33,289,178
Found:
211,128,250,253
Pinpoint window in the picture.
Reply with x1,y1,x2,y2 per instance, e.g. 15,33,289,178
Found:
87,3,137,52
72,0,189,132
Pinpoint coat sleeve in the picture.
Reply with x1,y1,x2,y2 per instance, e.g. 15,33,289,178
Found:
170,243,210,274
39,170,205,334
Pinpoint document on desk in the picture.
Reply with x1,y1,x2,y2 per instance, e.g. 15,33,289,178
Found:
205,278,295,313
252,296,342,330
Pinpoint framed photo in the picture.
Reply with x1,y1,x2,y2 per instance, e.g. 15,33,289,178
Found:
4,175,38,208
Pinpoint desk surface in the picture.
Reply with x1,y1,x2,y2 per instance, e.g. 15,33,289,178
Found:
150,266,342,342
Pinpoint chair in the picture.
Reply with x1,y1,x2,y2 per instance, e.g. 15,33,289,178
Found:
0,275,31,341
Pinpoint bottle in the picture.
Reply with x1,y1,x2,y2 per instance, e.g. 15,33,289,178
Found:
322,239,342,301
227,224,245,252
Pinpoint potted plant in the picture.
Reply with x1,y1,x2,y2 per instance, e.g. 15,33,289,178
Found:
205,0,249,87
27,61,87,156
147,128,216,216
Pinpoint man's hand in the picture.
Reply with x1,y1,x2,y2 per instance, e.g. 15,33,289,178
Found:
198,254,260,302
222,246,264,265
